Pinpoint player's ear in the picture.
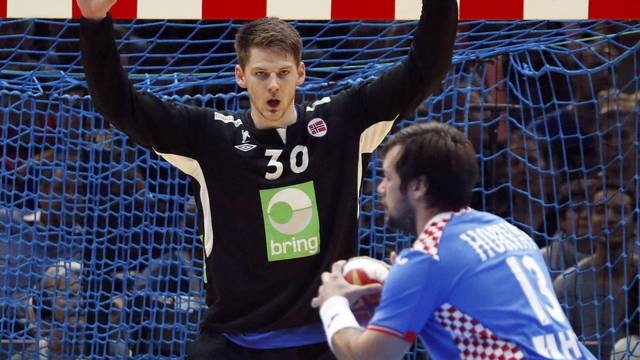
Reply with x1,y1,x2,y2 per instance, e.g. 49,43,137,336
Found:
409,176,428,202
235,65,247,88
296,61,306,86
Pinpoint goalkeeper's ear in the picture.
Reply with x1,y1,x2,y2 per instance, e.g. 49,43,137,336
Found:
235,65,247,89
296,61,306,86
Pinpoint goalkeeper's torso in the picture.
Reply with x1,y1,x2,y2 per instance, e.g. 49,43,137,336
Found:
156,92,394,333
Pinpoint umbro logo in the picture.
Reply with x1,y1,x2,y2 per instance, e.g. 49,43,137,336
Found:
235,144,257,152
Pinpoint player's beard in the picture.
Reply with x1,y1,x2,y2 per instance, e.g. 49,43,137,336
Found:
386,202,417,236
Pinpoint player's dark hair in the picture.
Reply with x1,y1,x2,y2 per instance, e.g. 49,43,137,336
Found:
235,17,303,69
382,122,478,212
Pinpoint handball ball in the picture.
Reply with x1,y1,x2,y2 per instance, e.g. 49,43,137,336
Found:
342,257,390,325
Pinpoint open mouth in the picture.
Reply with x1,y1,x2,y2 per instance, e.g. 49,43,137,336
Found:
267,99,280,108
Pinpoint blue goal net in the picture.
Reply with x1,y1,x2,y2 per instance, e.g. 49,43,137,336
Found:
0,18,639,359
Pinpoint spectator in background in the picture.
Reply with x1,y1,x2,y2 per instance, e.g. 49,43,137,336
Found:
554,183,636,359
82,194,203,358
530,41,621,182
566,41,620,103
3,86,87,207
121,250,206,357
540,178,598,280
1,159,87,294
0,205,47,339
428,63,495,154
610,279,640,359
78,121,194,269
2,97,59,175
11,261,86,360
596,89,639,189
10,260,128,359
489,124,552,246
0,159,88,352
77,135,187,357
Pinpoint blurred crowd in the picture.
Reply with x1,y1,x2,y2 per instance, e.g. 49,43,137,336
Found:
0,100,206,357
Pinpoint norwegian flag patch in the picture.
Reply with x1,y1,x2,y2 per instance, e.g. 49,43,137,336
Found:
307,118,327,138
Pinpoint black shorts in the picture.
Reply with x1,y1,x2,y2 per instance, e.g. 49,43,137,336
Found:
186,332,336,360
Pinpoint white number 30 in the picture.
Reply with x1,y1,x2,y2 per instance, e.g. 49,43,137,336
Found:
264,146,309,180
506,255,566,326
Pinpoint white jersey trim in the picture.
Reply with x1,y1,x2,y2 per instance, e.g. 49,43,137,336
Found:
356,118,397,217
154,150,214,257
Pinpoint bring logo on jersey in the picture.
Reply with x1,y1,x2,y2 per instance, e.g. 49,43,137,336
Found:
259,181,321,261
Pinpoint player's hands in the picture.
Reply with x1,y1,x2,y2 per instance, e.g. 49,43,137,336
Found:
311,260,383,309
76,0,118,20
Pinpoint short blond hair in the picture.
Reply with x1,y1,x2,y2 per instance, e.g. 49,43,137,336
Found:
235,17,302,69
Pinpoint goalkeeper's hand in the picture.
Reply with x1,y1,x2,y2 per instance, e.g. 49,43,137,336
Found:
76,0,118,20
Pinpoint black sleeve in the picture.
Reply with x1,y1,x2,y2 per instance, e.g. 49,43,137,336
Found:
79,14,209,157
334,0,458,132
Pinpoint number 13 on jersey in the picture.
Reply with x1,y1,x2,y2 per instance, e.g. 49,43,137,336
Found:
506,255,566,326
506,255,588,359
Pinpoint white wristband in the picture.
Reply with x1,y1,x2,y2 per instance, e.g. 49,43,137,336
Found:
319,296,361,351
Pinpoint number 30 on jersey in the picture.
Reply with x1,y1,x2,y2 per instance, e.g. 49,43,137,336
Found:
264,146,309,180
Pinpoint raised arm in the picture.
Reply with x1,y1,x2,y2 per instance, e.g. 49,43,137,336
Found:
77,0,208,157
335,0,458,131
76,0,116,20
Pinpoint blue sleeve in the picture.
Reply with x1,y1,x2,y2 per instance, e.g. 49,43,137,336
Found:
368,249,447,341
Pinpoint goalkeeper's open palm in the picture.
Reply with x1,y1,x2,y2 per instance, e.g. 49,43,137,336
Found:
76,0,118,20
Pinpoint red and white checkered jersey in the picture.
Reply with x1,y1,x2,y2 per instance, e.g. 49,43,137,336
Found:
368,209,595,359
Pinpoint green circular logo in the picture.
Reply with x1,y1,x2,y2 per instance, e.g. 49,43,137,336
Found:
270,201,294,224
268,188,313,235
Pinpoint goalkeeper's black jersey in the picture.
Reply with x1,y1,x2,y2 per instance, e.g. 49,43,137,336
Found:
79,0,457,334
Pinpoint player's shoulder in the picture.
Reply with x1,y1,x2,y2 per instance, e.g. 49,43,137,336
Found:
445,209,540,263
411,208,490,260
413,208,533,263
445,209,508,240
391,248,436,275
303,97,334,113
303,84,366,115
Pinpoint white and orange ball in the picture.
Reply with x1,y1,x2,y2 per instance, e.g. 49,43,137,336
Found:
342,256,390,325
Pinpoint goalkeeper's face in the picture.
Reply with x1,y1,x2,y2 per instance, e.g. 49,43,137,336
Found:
378,145,416,235
235,47,306,129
